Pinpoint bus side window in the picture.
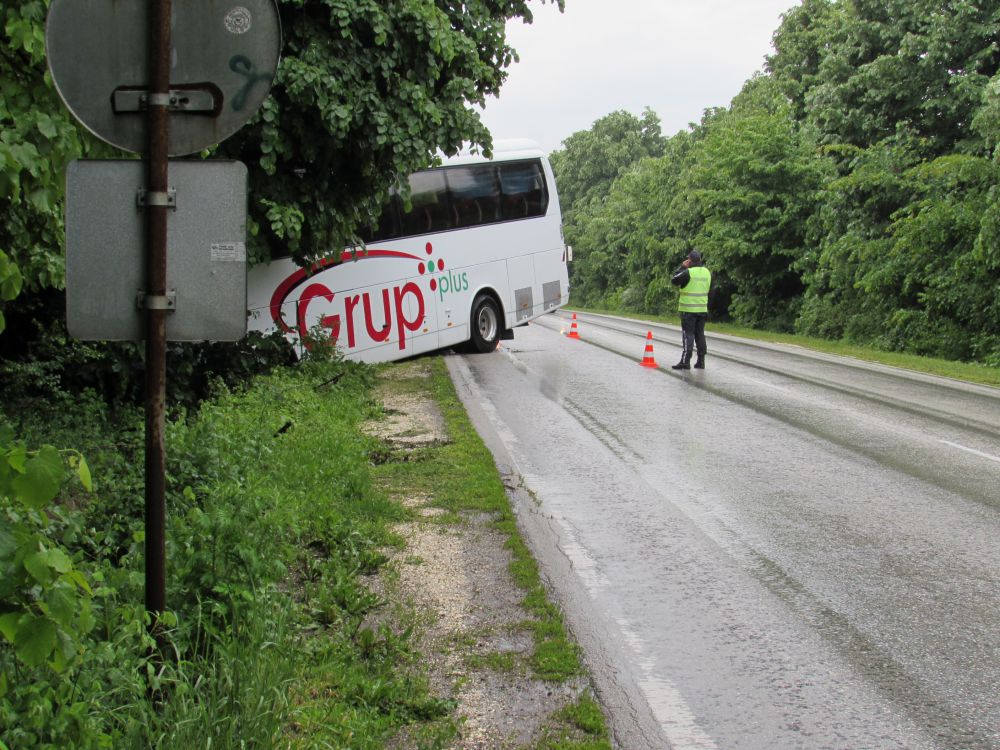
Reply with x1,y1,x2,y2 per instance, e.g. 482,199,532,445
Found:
360,192,401,243
402,170,452,235
499,161,548,220
478,174,501,223
446,165,500,228
453,198,482,228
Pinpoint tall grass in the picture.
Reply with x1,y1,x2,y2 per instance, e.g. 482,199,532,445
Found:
140,597,296,749
1,356,452,748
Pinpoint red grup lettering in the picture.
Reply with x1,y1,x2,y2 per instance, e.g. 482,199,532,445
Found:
394,282,424,350
344,295,361,349
296,283,340,348
363,288,393,343
296,282,426,352
272,251,429,354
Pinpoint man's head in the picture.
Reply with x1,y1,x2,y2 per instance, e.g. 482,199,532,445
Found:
687,250,702,265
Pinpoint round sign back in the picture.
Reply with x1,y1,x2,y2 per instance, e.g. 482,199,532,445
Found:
47,0,281,156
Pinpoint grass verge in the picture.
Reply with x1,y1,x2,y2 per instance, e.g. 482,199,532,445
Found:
370,357,582,684
366,355,611,748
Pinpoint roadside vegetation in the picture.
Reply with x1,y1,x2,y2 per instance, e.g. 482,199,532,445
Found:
1,349,610,749
3,4,594,744
554,0,1000,370
367,356,611,749
5,1,997,745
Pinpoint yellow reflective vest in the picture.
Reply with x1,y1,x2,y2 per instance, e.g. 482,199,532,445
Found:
678,266,711,313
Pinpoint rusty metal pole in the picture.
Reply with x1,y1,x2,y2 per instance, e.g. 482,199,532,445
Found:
144,0,171,638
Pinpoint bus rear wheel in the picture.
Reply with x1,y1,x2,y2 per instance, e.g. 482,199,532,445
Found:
468,294,501,353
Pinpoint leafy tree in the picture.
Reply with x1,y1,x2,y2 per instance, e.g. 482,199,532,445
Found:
0,250,21,335
973,72,1000,156
796,140,919,341
2,0,565,293
972,73,1000,305
568,129,702,312
618,132,700,313
221,0,565,266
5,0,566,282
564,207,622,308
559,0,1000,365
671,77,832,329
801,151,1000,360
794,0,1000,157
0,1,99,300
1,0,563,404
772,0,1000,357
550,108,665,215
767,0,843,121
550,108,665,304
868,155,1000,360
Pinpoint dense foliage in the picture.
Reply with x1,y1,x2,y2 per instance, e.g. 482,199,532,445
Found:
2,356,467,748
555,0,1000,365
222,0,565,265
0,0,564,408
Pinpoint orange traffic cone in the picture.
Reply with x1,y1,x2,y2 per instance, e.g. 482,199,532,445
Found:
566,313,580,339
639,331,658,367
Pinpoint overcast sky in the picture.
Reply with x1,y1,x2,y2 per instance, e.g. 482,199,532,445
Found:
479,0,802,154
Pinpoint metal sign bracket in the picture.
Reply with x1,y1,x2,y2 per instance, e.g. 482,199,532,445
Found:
136,187,176,209
113,87,220,115
136,290,177,311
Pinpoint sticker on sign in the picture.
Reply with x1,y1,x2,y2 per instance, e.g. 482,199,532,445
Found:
211,242,247,262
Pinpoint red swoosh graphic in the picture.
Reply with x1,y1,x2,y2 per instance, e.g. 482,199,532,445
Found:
268,249,420,332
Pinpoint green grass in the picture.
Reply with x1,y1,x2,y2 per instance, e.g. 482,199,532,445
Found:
2,350,606,749
2,355,463,749
463,650,520,673
533,693,613,750
568,306,1000,388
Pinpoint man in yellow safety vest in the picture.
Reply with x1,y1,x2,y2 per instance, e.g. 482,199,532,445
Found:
670,250,712,370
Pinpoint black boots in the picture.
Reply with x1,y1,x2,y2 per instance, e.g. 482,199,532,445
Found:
673,353,705,370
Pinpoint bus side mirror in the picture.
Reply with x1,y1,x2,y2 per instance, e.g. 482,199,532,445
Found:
566,245,573,262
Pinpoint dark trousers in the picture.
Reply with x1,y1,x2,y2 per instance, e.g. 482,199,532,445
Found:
680,312,707,358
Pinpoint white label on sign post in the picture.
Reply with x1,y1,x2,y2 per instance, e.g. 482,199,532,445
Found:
211,241,247,262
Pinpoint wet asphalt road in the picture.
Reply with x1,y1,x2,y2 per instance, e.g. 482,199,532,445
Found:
445,310,1000,750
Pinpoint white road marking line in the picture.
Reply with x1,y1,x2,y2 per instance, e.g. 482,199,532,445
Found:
553,516,612,592
939,439,1000,464
614,617,719,750
745,377,792,393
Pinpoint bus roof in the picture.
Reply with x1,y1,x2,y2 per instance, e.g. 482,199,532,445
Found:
438,139,547,167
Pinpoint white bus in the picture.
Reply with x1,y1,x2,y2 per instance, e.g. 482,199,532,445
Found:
246,140,570,362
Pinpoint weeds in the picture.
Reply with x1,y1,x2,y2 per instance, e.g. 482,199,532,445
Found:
2,351,609,748
0,357,449,748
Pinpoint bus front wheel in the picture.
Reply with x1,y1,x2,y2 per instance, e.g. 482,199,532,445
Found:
468,294,501,353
